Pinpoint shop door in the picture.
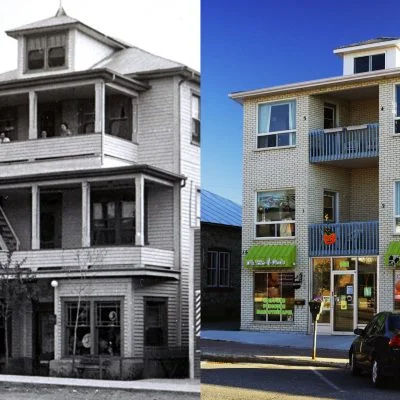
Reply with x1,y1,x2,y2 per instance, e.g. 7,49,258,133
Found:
332,272,356,334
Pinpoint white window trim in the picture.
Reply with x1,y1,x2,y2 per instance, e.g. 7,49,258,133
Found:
323,102,339,129
255,189,296,239
256,99,296,149
394,83,400,134
394,181,400,234
353,53,385,74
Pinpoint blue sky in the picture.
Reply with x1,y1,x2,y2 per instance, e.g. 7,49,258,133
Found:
201,0,400,205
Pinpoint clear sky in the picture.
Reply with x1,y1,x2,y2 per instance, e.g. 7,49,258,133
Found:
201,0,400,205
0,0,200,72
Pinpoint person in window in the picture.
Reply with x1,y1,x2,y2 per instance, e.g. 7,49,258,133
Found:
40,130,48,139
60,122,72,137
0,132,10,143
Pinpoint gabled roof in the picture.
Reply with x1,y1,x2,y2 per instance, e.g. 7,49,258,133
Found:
92,46,185,75
201,190,242,227
336,37,400,50
6,6,127,49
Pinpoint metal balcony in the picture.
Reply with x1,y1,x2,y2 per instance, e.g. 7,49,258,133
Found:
309,123,378,163
309,221,378,257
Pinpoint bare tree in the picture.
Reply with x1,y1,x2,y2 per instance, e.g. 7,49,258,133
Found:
69,248,107,375
0,250,38,368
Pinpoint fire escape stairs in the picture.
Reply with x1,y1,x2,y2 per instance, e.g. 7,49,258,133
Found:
0,205,20,251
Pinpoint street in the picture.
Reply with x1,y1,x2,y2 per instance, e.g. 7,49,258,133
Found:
0,384,199,400
201,361,400,400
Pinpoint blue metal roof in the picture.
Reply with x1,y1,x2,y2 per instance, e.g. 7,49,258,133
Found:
201,190,242,227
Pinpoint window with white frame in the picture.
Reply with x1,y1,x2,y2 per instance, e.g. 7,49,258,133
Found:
395,182,400,233
192,94,200,144
257,100,296,149
256,190,295,238
207,250,230,287
354,53,385,74
395,85,400,134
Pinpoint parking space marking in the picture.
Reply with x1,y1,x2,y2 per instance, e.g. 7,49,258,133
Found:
309,366,346,394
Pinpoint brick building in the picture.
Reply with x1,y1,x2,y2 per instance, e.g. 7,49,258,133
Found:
0,7,200,377
231,37,400,335
201,190,241,325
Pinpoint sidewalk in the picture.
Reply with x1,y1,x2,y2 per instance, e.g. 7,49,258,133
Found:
0,375,200,394
201,329,353,368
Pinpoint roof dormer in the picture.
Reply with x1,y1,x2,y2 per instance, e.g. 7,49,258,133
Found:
334,37,400,76
6,6,128,78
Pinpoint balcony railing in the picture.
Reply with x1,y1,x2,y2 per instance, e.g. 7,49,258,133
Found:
309,123,379,163
309,221,378,257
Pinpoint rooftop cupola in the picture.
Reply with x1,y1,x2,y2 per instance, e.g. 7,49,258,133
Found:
334,37,400,76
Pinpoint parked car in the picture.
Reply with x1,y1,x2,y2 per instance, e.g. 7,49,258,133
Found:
349,311,400,388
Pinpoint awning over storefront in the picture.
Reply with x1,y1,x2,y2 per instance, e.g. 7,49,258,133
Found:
384,241,400,266
244,245,296,268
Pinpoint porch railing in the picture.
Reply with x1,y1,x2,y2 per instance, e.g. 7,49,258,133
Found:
309,221,378,257
309,123,379,162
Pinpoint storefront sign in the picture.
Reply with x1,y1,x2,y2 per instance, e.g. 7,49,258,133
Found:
246,258,286,267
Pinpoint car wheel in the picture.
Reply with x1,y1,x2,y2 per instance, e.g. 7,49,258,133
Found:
372,358,385,388
350,352,361,376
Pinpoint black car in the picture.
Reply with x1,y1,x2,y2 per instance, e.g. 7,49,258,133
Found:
349,311,400,388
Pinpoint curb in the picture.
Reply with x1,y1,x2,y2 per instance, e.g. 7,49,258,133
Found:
201,353,349,369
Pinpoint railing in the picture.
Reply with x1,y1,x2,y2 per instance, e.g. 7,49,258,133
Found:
309,123,379,163
309,221,378,257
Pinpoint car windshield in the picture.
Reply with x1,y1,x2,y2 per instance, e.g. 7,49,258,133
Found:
388,315,400,331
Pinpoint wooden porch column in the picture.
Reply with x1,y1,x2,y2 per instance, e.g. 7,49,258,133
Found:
81,181,91,247
95,81,105,164
135,175,144,246
31,184,40,249
28,91,38,140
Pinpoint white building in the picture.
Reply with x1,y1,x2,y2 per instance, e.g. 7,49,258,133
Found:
231,36,400,335
0,7,200,378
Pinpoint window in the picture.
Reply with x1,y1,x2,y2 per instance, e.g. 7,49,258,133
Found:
91,192,135,245
354,53,385,74
323,191,338,223
254,272,295,322
257,100,296,148
106,96,132,141
207,250,230,287
312,258,331,323
64,300,121,356
395,86,400,134
324,103,336,129
395,182,400,233
78,100,95,134
144,298,167,347
256,190,295,238
192,94,200,144
0,107,17,140
26,33,67,71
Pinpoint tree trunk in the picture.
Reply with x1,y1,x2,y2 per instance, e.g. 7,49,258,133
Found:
72,295,82,375
4,305,9,368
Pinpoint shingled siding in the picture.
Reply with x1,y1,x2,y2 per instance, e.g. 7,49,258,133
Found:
201,223,241,322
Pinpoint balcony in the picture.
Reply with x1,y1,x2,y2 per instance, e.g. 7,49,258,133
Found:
309,123,378,164
309,221,378,257
0,247,175,275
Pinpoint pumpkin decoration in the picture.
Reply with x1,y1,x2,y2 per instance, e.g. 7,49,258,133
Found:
323,213,336,245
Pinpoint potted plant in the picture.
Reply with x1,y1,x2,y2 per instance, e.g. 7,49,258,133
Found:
323,214,336,245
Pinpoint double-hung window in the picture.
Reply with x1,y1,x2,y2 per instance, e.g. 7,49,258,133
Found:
395,182,400,233
192,94,200,144
256,190,295,238
207,250,230,287
257,100,296,149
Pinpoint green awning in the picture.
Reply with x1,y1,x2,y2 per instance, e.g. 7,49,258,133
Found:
244,245,296,268
384,241,400,266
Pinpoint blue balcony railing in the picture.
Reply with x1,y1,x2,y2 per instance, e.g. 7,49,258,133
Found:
309,221,378,257
309,123,379,162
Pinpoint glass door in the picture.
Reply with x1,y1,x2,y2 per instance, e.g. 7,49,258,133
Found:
332,272,355,334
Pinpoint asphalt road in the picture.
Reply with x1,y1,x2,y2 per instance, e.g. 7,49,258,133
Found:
201,361,400,400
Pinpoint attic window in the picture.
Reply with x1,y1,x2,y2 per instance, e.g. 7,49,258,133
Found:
354,53,385,74
26,32,67,72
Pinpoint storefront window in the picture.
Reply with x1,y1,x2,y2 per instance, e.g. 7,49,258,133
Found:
357,257,377,324
395,270,400,311
333,257,355,271
312,258,331,323
254,272,295,322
